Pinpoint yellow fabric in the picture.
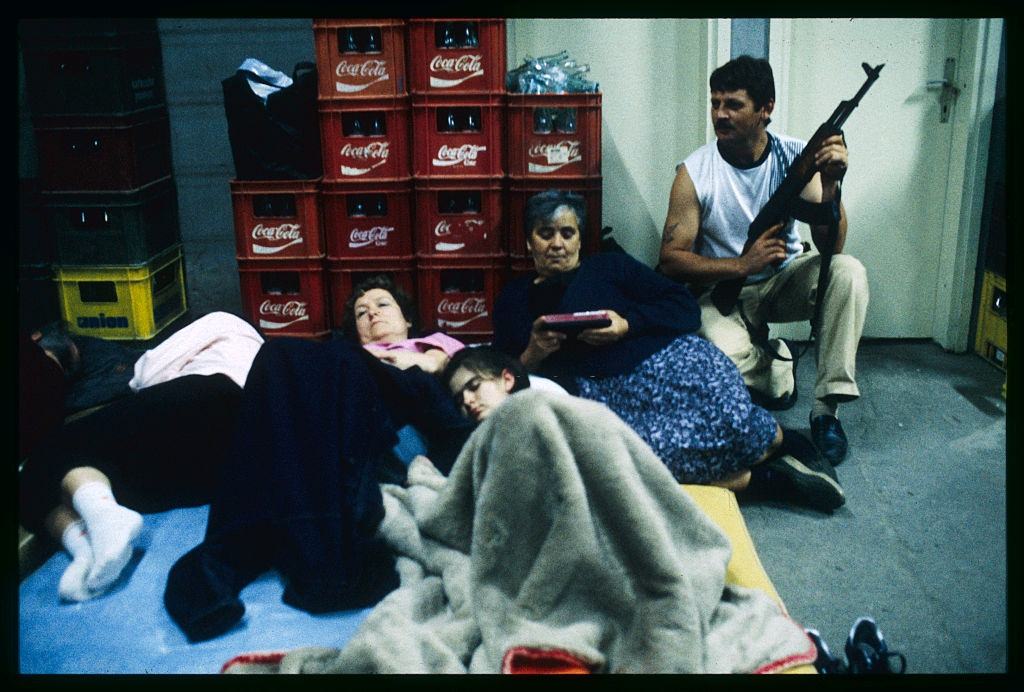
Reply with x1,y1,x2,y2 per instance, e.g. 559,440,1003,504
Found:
682,485,816,674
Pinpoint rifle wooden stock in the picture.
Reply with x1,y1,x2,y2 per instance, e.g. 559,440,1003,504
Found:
709,62,883,316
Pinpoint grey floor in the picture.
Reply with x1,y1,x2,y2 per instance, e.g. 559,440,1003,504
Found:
740,339,1007,673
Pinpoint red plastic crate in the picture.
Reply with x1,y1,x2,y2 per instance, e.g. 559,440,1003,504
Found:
231,179,324,260
325,257,416,330
321,178,414,260
319,97,411,181
417,255,506,338
506,93,602,178
33,107,171,191
407,19,505,94
237,258,329,336
413,176,504,258
411,93,504,177
313,18,406,99
507,175,603,259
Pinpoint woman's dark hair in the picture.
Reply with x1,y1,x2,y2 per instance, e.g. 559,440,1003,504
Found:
441,346,531,396
709,55,776,110
524,189,586,238
35,321,82,380
340,274,418,340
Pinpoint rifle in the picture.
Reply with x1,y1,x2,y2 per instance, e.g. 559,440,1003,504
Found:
709,62,884,318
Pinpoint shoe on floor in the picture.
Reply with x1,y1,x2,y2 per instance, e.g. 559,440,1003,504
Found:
805,628,847,674
845,616,907,674
810,413,849,466
751,429,845,512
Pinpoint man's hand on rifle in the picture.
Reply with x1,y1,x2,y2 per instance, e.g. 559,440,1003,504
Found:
742,221,788,276
814,134,849,187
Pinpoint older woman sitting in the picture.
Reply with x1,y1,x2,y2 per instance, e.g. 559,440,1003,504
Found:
493,190,844,512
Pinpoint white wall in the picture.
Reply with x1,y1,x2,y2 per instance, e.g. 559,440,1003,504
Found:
507,18,711,266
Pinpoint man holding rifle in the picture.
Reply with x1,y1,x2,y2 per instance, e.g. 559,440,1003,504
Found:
659,55,869,466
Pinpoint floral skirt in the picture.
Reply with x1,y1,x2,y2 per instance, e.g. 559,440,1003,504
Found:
576,334,777,484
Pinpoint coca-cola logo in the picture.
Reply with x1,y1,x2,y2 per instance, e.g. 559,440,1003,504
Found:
437,297,488,329
348,225,395,248
528,140,581,160
251,223,303,255
432,144,486,167
339,141,390,176
428,54,484,88
340,142,390,161
527,140,583,173
429,54,482,74
258,300,310,330
252,223,302,241
335,59,390,94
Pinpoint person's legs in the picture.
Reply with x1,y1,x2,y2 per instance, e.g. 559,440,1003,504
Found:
63,467,143,593
698,289,795,401
760,252,868,464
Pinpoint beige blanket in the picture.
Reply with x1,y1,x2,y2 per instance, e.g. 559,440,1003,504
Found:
226,390,814,674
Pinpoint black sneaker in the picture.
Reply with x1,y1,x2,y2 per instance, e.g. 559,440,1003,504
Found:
805,628,848,674
845,616,907,674
751,429,845,512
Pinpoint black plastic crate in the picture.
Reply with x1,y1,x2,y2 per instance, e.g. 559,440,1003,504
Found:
21,30,165,117
43,176,181,265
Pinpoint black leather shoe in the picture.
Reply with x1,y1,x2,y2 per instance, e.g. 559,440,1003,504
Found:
810,414,848,466
845,617,907,674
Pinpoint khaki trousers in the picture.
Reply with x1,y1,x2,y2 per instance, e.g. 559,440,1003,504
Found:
697,252,869,403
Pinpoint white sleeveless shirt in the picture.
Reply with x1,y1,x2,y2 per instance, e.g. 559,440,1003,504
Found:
680,132,806,284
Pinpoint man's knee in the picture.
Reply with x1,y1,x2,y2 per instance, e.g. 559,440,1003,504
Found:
830,254,869,298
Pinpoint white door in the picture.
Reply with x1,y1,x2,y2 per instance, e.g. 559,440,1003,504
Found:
767,18,999,344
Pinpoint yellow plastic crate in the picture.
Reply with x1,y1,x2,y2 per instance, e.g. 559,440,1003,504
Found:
974,270,1006,371
55,244,187,340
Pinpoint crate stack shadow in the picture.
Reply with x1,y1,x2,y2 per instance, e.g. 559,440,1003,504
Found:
21,19,187,341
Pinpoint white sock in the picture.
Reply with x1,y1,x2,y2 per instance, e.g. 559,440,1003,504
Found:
58,520,94,602
70,482,143,593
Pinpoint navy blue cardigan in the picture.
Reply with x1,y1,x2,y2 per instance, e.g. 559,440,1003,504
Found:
493,252,701,383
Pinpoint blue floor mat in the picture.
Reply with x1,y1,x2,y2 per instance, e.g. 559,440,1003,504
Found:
19,505,372,674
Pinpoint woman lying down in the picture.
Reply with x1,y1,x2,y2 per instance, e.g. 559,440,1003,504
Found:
220,346,818,675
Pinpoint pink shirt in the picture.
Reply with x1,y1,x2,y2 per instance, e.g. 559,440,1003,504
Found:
363,332,465,358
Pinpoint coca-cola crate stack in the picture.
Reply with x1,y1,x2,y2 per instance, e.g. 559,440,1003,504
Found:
231,179,329,340
20,19,186,341
408,18,507,342
315,18,417,330
506,92,603,267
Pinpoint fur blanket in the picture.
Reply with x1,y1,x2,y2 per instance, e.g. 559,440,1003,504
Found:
224,390,815,674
